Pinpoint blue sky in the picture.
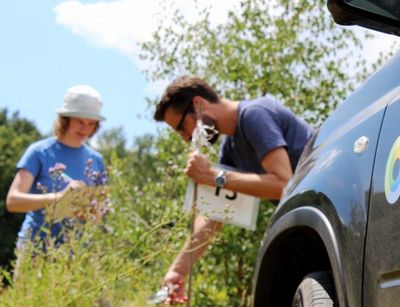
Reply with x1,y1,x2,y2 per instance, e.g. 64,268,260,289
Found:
0,0,232,147
0,1,398,148
0,1,159,146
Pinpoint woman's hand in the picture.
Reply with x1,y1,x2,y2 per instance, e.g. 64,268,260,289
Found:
58,180,86,200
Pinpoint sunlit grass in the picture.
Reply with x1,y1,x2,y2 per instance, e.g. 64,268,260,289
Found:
0,170,189,306
0,134,271,306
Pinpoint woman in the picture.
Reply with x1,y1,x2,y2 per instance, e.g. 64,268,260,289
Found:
6,85,106,251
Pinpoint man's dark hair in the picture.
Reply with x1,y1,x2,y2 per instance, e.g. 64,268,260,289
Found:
154,76,219,121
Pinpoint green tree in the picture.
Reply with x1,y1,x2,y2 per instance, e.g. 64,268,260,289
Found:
96,129,160,188
126,134,159,187
95,127,128,164
140,0,388,126
139,0,390,305
0,108,42,270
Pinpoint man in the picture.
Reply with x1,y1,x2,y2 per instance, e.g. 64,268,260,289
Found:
154,75,313,300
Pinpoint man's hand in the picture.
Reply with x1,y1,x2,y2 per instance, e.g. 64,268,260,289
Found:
163,270,187,304
184,151,217,186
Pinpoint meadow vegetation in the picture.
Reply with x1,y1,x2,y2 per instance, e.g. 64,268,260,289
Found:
0,131,274,306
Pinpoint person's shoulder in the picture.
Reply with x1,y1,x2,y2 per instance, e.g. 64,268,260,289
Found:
241,94,282,110
18,137,56,164
26,137,57,152
254,94,283,108
239,95,282,117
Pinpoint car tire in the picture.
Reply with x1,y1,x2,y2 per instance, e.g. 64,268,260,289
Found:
292,271,336,307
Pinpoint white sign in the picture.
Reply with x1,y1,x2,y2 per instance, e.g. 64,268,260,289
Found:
183,172,260,231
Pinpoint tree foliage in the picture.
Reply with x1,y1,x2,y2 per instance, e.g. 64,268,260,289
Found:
95,127,128,164
140,0,379,126
0,108,42,269
96,129,160,188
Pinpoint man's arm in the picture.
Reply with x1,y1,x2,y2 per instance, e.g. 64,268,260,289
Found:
162,146,291,300
185,147,292,199
163,215,222,296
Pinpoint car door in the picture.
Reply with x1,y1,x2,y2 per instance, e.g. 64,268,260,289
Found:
364,90,400,306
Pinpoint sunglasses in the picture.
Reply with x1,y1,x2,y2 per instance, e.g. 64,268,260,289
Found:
176,104,193,132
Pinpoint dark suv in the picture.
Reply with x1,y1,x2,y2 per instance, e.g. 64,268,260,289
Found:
253,1,400,306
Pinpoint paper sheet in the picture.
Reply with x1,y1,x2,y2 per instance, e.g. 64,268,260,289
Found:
46,186,106,221
183,164,260,231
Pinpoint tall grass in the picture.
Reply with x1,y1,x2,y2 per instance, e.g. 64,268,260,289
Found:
0,159,189,306
0,133,274,306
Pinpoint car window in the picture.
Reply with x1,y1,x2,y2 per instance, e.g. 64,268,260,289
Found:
328,0,400,35
345,0,400,21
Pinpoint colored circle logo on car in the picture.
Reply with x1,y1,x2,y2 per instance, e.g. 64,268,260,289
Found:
385,136,400,204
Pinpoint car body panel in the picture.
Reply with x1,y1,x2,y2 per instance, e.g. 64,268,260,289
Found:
364,94,400,306
253,51,400,306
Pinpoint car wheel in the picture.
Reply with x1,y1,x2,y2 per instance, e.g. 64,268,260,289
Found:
292,271,336,307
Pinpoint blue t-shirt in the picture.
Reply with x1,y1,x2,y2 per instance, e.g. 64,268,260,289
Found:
17,137,105,246
219,95,314,173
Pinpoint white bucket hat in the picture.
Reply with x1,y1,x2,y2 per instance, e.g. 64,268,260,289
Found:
56,85,106,121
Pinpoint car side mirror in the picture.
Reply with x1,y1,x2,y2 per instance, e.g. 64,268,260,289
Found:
327,0,400,36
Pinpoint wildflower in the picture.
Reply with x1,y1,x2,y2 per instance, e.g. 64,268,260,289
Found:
54,162,66,172
44,161,112,223
91,171,99,182
84,158,93,177
102,224,114,234
90,200,99,208
48,167,55,176
101,169,109,185
49,163,67,180
100,199,114,215
191,118,218,152
84,158,109,186
148,282,188,305
36,182,48,193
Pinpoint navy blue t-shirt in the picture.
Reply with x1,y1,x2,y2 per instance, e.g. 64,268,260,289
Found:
219,95,314,173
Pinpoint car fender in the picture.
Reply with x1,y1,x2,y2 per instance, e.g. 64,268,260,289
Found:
253,204,348,306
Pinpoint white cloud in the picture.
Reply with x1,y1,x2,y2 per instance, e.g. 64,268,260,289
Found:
55,0,156,64
55,0,238,66
54,0,240,96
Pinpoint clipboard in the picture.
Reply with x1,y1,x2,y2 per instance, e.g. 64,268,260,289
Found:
46,186,106,221
183,164,260,231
